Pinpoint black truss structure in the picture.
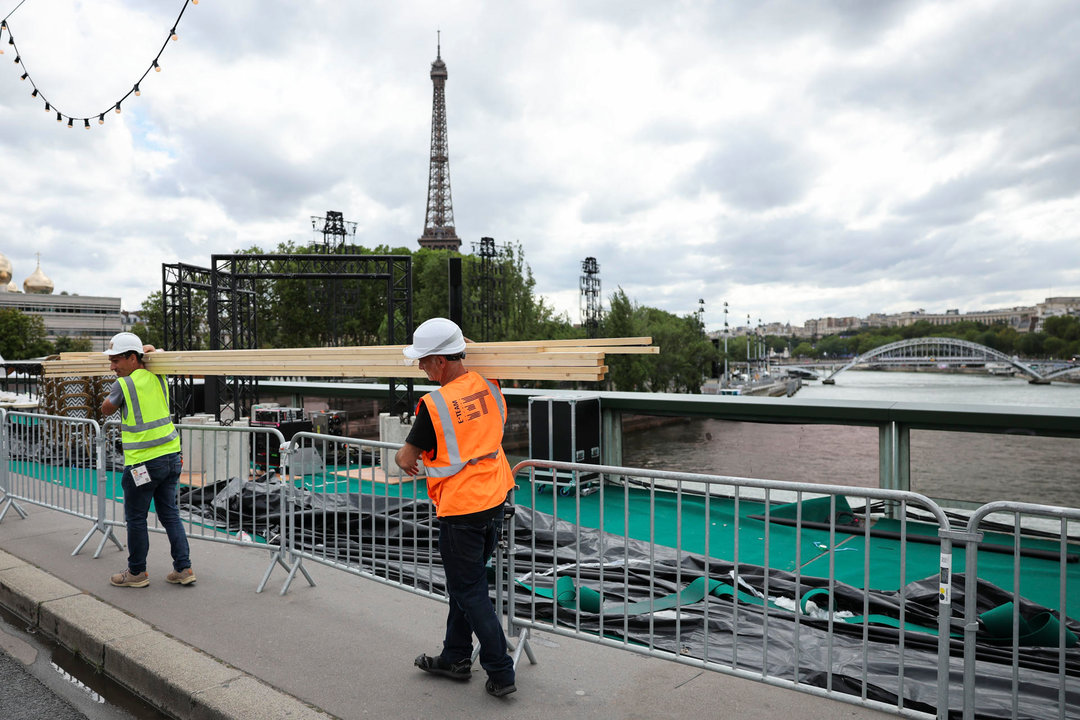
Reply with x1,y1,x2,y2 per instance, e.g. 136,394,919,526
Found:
211,254,414,418
162,254,414,422
310,210,357,252
163,262,258,421
580,256,601,338
470,237,509,342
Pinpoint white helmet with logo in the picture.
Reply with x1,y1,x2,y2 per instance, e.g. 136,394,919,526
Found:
104,332,144,356
403,318,466,360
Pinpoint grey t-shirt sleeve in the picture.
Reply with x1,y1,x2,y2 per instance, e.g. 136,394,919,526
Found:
108,380,124,412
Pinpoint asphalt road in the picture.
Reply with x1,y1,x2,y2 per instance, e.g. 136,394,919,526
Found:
0,605,167,720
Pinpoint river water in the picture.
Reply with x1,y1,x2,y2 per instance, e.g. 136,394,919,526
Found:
621,371,1080,509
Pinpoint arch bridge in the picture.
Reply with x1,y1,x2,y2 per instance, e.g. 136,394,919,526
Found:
821,337,1047,384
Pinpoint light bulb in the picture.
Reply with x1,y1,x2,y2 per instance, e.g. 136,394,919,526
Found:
171,28,178,41
67,117,73,128
191,0,198,5
153,60,161,72
134,83,141,96
84,119,90,130
31,88,37,97
20,72,26,80
44,101,49,112
56,112,61,122
115,103,121,114
98,114,105,125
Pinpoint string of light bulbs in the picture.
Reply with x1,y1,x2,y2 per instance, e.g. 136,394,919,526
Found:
0,0,198,129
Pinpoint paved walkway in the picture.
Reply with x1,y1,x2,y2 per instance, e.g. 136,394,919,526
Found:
0,502,901,720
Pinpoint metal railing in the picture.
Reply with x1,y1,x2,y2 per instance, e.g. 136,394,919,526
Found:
98,421,294,592
3,408,1078,718
273,431,443,599
507,458,956,718
0,409,119,556
960,502,1080,720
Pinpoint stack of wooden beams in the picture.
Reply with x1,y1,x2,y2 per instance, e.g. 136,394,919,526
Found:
42,337,658,383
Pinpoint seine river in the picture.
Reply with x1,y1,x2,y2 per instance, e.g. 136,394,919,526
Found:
621,371,1080,509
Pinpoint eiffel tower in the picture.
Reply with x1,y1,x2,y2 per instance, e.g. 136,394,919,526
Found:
418,36,461,250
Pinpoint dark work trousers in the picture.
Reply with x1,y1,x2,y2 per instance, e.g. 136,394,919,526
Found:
437,514,515,685
121,452,191,575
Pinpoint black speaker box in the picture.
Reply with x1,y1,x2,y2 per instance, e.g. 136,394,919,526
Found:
528,394,601,478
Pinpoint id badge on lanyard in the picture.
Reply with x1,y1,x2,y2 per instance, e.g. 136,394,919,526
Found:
131,464,152,487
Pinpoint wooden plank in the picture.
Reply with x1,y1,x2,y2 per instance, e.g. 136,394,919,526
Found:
44,366,608,381
44,338,652,381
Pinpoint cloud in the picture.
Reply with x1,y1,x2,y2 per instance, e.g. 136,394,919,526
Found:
0,0,1075,334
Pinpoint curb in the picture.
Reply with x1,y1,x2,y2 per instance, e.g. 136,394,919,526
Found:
0,549,334,720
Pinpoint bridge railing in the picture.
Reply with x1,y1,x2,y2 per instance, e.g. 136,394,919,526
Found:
254,381,1080,504
506,459,951,718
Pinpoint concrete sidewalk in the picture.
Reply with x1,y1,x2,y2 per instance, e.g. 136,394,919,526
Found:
0,503,899,720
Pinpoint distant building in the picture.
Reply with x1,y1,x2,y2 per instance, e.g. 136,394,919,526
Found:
120,310,143,332
800,316,861,337
0,251,121,351
906,306,1036,332
1034,297,1080,331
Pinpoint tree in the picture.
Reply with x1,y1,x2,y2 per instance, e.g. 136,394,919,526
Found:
136,291,167,349
856,334,901,355
602,289,651,390
792,342,813,358
1044,336,1068,359
815,334,856,359
1044,316,1080,342
600,289,716,392
0,308,52,359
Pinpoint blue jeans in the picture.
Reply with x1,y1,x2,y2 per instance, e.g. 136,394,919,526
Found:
438,515,514,685
121,452,190,575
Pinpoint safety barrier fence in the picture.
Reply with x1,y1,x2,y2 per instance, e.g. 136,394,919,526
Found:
960,502,1080,720
2,411,1077,718
98,421,294,592
507,459,954,718
273,431,442,600
0,409,118,556
505,459,1079,720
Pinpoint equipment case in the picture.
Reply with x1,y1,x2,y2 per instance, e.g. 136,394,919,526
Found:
528,394,601,491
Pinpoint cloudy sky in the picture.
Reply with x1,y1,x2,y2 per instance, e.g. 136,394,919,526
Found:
0,0,1077,333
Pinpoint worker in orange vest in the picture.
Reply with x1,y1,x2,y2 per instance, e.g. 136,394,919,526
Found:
395,318,517,698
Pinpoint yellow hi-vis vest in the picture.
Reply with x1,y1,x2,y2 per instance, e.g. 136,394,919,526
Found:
118,368,180,465
419,371,514,517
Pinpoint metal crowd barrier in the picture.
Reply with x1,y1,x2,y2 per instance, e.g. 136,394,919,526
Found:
4,409,1078,718
960,502,1080,720
507,459,955,719
274,431,441,599
98,421,294,592
0,409,120,556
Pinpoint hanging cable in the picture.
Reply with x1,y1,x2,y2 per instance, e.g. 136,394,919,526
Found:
1,0,198,130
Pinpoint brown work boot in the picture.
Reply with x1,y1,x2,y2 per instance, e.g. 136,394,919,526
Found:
166,567,196,585
110,570,149,588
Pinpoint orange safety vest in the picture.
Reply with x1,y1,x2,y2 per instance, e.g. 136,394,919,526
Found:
419,371,514,517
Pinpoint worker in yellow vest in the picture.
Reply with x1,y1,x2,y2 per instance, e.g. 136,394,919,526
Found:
100,332,195,588
395,318,517,698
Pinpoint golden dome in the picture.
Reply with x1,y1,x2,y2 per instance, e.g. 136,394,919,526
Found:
23,257,54,294
4,280,17,292
0,251,11,285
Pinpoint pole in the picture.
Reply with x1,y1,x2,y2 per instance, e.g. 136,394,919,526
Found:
723,302,729,387
758,318,764,376
746,314,751,381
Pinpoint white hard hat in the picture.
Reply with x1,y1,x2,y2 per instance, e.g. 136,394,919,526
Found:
403,318,466,359
104,332,144,356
